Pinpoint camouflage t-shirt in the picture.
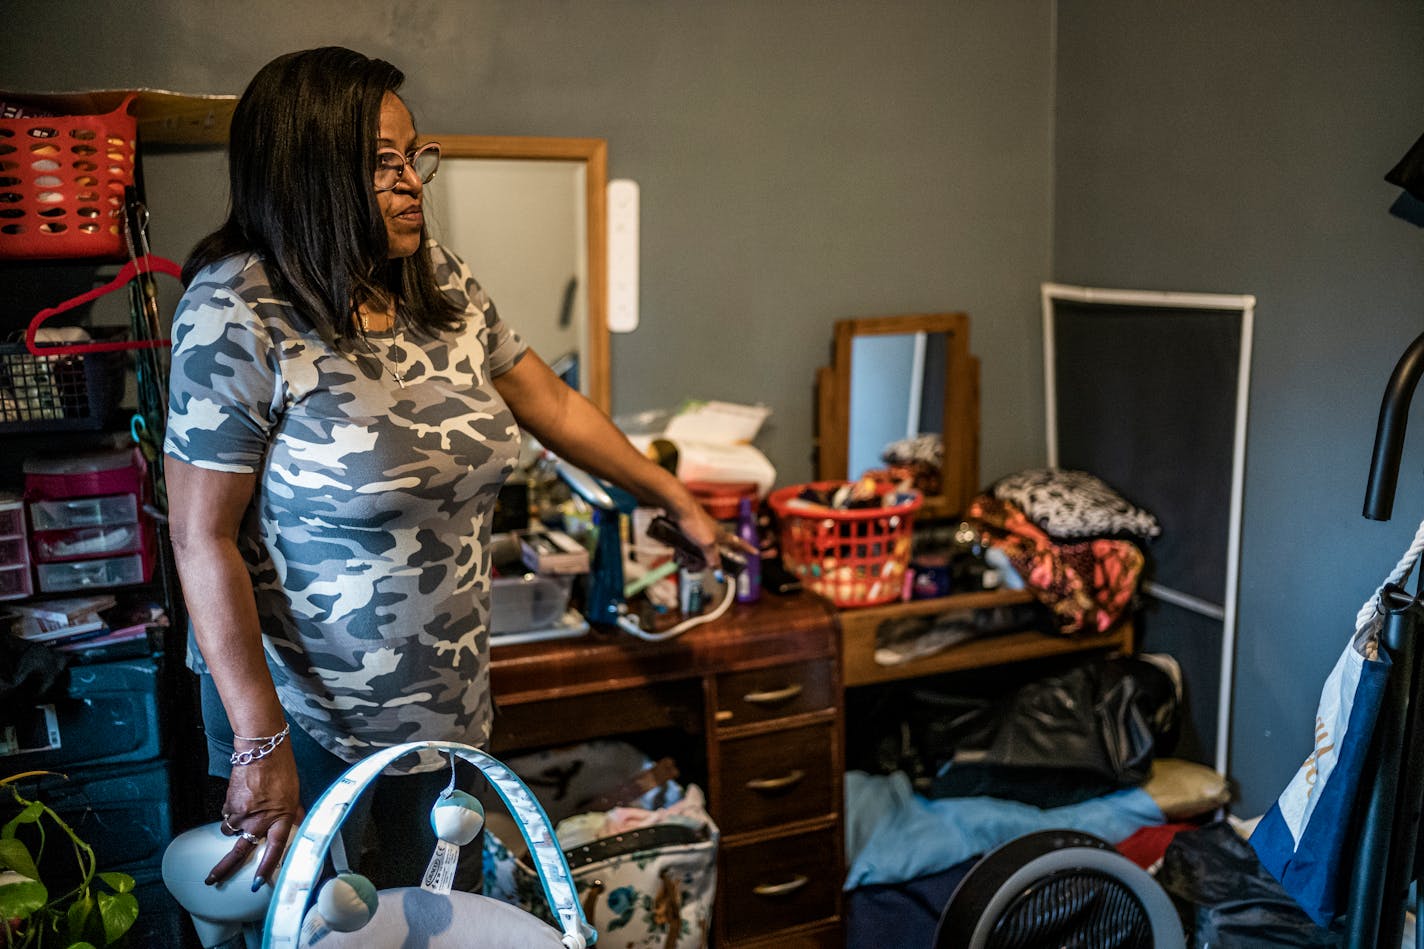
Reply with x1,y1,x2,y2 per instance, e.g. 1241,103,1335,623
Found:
164,242,526,772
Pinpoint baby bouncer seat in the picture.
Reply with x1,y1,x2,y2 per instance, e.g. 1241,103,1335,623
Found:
164,740,597,948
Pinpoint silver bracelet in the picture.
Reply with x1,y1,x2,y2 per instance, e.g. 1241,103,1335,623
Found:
230,723,291,767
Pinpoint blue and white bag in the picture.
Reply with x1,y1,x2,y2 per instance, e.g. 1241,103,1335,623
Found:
1249,570,1400,927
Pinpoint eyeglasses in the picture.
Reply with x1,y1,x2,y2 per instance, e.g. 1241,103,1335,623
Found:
373,142,441,193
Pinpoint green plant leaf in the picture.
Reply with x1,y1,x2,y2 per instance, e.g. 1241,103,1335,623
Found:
0,838,39,880
97,891,138,944
96,872,133,895
0,877,47,919
67,889,95,942
1,802,43,838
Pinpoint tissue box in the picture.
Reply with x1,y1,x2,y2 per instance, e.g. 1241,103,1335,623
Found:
518,529,590,575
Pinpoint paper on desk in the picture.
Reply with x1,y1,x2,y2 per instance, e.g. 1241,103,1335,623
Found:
663,400,770,444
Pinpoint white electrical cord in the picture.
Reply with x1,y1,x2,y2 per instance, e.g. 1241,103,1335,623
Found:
616,575,737,642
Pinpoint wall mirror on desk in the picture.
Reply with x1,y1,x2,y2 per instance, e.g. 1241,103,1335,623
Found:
423,135,610,411
816,313,979,520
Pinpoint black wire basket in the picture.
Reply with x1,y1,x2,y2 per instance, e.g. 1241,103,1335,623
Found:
0,342,127,432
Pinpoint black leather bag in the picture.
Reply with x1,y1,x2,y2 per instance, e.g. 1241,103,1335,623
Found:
921,654,1181,807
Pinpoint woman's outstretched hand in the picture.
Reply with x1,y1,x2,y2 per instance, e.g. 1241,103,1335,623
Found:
207,742,304,890
669,500,758,577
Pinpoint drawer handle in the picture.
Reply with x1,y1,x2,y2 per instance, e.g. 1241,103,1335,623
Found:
753,875,809,897
742,684,803,705
744,769,805,792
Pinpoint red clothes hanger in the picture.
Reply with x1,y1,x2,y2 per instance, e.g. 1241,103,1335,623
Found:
26,254,182,356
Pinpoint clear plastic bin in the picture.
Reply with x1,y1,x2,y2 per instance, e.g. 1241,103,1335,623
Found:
32,524,142,563
36,553,144,593
29,494,138,532
491,572,575,634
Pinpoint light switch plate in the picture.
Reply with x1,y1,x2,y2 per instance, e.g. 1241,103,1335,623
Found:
607,178,639,333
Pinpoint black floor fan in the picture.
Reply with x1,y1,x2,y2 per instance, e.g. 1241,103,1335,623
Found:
932,830,1185,948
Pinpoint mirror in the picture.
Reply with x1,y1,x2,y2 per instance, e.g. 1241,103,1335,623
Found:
816,313,979,520
424,135,609,411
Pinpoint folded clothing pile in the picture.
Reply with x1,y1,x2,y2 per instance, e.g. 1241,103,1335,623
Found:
969,467,1160,634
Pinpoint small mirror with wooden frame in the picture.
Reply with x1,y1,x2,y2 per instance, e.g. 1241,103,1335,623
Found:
815,313,980,520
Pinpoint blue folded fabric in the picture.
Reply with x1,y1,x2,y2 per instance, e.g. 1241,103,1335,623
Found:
844,770,1165,889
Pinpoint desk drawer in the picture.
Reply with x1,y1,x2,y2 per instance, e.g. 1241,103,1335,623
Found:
716,661,834,728
721,826,840,944
718,722,835,835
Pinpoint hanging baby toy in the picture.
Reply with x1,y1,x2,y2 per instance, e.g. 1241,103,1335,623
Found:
162,740,595,948
423,752,488,893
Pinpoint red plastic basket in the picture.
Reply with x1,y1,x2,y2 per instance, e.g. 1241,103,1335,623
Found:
0,94,136,260
768,480,922,608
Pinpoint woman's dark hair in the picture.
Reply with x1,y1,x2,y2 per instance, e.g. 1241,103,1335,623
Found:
185,47,463,343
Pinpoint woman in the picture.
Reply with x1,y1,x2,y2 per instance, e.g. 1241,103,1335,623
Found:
164,47,729,891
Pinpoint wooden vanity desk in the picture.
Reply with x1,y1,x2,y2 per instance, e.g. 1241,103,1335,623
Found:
489,589,847,948
489,584,1135,947
484,309,1140,946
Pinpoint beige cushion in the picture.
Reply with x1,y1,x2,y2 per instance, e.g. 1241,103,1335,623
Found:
1142,757,1231,821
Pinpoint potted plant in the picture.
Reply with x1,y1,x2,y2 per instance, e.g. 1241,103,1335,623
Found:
0,772,137,947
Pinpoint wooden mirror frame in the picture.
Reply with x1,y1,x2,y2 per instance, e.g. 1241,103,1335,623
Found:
429,135,610,412
815,312,980,520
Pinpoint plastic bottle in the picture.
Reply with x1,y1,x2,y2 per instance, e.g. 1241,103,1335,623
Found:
735,496,762,603
679,567,705,615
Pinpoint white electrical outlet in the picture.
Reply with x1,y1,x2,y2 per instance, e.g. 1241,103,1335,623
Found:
607,178,639,333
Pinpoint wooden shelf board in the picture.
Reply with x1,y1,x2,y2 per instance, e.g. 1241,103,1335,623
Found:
2,88,236,146
838,588,1133,687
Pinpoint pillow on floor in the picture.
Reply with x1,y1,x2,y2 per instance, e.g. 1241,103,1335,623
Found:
1142,758,1231,821
992,468,1160,541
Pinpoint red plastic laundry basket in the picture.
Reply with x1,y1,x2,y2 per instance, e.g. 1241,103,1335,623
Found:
0,94,137,260
768,480,922,608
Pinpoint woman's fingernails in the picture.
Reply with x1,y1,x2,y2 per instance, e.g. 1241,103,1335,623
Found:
204,875,217,886
251,876,266,892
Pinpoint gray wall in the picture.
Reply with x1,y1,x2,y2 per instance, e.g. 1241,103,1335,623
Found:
0,0,1056,489
1054,2,1424,814
8,1,1404,813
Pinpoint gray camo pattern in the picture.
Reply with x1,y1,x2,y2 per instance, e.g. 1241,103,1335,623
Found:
164,242,526,773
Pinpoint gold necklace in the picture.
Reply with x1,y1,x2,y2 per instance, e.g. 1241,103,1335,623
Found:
357,309,407,388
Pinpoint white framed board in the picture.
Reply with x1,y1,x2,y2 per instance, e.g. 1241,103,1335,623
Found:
1041,282,1254,776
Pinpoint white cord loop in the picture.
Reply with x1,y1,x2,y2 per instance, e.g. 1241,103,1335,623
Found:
616,577,737,642
1356,515,1424,633
441,749,457,799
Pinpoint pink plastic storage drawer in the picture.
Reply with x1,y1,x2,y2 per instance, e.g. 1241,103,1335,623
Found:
23,446,147,502
0,563,33,600
0,501,24,538
0,534,29,566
